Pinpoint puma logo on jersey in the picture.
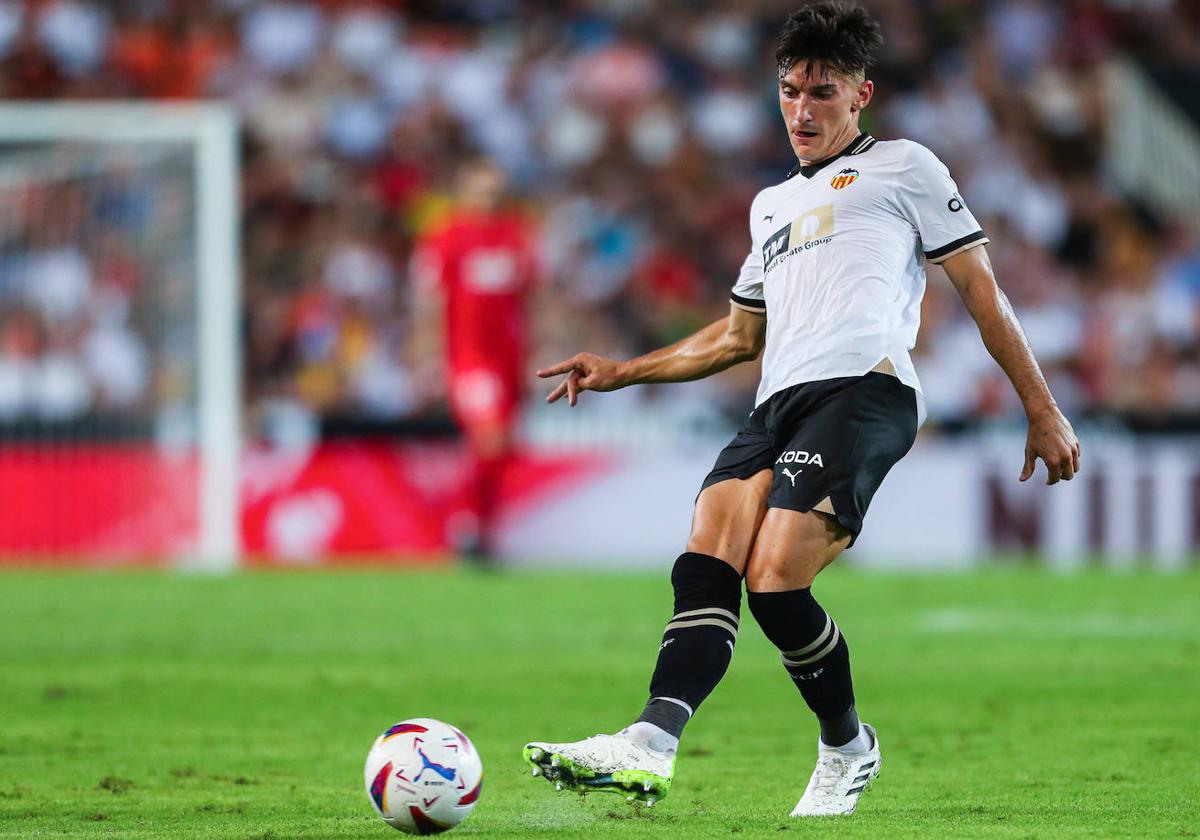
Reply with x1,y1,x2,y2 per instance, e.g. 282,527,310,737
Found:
781,468,802,487
776,450,824,467
763,212,775,222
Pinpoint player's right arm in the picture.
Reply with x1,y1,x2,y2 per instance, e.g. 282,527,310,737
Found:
537,304,766,406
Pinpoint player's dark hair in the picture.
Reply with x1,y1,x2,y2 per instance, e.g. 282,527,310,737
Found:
775,2,883,80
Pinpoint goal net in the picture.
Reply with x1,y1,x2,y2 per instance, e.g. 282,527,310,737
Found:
0,104,240,568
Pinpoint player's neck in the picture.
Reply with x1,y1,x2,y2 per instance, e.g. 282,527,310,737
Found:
797,124,863,169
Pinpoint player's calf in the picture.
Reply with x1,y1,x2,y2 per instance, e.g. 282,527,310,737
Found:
747,587,863,749
749,586,881,814
636,551,742,741
522,552,740,805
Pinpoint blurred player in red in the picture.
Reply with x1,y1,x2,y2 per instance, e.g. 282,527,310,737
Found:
412,159,539,563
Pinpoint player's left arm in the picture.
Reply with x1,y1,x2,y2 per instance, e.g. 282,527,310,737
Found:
409,236,449,407
941,244,1081,484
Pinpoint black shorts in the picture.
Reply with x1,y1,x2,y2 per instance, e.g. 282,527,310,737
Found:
700,373,919,544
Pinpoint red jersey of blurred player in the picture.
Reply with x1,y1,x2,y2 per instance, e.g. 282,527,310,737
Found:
412,160,539,559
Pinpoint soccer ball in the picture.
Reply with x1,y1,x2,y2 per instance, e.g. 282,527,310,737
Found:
364,718,483,834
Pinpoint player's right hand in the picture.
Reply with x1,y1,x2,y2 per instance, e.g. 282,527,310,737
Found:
1020,404,1081,485
537,353,625,406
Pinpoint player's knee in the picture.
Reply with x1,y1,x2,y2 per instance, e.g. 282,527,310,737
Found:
744,545,823,590
685,506,759,570
686,474,770,570
744,510,848,590
684,527,749,571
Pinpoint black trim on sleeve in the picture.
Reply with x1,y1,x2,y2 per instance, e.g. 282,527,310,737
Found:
731,293,766,313
924,230,988,263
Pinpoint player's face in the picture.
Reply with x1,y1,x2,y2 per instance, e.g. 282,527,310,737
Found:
458,164,506,212
778,62,873,164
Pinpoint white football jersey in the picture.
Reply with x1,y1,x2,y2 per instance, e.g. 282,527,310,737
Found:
731,133,987,408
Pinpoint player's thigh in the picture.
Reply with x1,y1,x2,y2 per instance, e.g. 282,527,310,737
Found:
744,508,850,592
450,369,518,456
462,416,514,458
688,405,778,574
745,373,918,590
686,470,773,575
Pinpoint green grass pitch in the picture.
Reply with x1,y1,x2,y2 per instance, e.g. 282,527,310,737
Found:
2,567,1198,839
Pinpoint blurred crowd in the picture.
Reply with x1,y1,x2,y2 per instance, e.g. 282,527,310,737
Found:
1,0,1199,434
0,145,195,426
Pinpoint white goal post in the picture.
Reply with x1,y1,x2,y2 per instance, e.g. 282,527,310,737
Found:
0,103,241,569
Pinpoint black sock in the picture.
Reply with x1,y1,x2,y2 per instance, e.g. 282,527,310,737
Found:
747,587,860,746
636,552,742,738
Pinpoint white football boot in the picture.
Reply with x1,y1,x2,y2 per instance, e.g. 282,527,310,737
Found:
523,734,674,805
790,723,881,817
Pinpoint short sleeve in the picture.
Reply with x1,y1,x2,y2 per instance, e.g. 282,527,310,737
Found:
897,143,989,264
730,204,766,314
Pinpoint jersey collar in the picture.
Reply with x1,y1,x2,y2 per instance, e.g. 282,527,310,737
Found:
787,132,877,180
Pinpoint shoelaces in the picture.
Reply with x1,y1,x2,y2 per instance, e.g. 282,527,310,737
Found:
811,753,851,796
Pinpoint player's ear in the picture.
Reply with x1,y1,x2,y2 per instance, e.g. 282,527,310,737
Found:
851,78,874,112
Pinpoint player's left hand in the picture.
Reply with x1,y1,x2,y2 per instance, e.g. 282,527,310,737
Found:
1021,405,1080,485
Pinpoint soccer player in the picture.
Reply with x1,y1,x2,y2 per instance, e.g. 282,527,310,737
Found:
412,159,539,563
523,1,1081,817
